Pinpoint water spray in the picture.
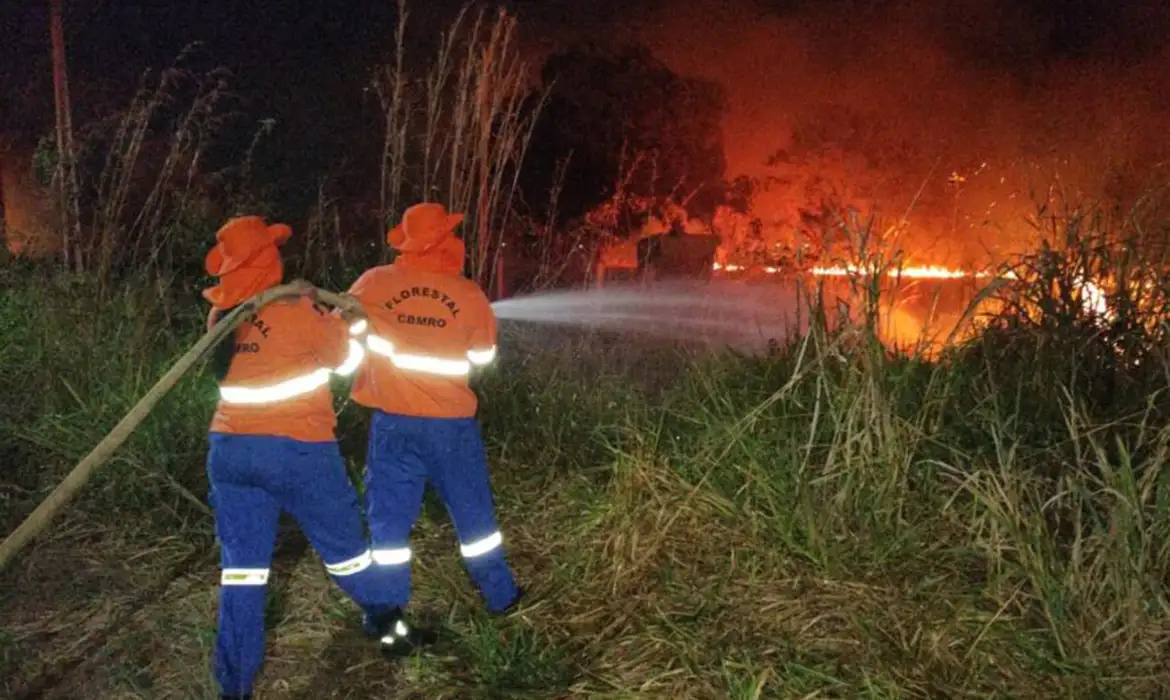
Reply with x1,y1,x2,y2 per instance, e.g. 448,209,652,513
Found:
490,278,818,352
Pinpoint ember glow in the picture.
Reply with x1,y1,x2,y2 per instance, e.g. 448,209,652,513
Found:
1077,278,1110,318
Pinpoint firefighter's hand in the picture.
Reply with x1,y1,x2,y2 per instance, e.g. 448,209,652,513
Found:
206,307,223,332
332,294,362,320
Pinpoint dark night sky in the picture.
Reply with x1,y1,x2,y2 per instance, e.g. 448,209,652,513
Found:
5,0,1163,133
3,2,404,157
3,0,1163,127
2,0,1168,253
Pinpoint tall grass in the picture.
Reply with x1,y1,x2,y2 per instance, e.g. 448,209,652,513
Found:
18,41,288,306
59,45,249,287
373,0,547,290
5,198,1170,696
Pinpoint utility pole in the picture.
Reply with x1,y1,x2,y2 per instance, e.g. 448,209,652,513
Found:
49,0,79,271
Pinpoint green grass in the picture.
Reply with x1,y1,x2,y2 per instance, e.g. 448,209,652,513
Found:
1,258,1169,699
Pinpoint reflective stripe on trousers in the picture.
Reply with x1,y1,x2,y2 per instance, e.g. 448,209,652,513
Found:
324,549,374,576
460,531,503,558
372,546,412,566
208,434,395,696
369,531,502,566
221,568,270,586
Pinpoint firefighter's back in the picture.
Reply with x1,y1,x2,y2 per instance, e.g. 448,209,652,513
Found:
350,264,497,419
211,297,348,441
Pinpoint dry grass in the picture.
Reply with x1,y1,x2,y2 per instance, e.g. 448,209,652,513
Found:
4,438,1167,699
61,44,245,284
3,266,1170,698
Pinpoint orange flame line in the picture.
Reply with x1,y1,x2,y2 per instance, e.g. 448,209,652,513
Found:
712,262,1111,317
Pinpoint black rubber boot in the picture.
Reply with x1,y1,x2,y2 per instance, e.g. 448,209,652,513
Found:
361,608,393,639
362,607,438,657
221,694,252,700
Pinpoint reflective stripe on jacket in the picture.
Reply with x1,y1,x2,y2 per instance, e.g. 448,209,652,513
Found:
211,297,362,441
347,265,497,418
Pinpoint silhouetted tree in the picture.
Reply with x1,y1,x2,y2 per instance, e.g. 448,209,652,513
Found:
520,43,728,225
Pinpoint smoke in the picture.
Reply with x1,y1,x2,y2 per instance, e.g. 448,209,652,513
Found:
516,0,1170,263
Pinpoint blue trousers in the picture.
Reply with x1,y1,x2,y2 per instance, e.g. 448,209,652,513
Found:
207,433,394,697
365,411,519,613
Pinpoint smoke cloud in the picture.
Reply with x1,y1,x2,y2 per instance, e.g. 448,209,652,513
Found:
516,0,1170,264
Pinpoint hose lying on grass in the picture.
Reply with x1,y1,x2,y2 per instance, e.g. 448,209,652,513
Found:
0,281,365,572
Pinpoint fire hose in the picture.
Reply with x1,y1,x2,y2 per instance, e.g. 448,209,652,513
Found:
0,280,365,571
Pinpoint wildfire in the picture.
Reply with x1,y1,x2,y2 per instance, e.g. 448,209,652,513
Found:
711,261,1112,319
1077,277,1109,317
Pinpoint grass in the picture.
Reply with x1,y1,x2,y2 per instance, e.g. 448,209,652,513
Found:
43,43,246,283
3,233,1170,699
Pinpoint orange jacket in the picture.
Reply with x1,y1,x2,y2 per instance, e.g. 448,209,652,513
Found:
348,203,497,419
203,216,363,441
210,297,358,442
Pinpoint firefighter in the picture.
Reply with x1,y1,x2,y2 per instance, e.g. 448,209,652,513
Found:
346,202,523,654
202,216,400,700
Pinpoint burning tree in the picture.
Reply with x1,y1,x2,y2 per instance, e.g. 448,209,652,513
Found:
754,116,884,266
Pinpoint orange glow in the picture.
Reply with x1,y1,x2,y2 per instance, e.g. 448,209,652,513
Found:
629,0,1170,269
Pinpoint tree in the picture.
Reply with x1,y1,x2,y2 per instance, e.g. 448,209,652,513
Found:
520,43,728,227
49,0,81,271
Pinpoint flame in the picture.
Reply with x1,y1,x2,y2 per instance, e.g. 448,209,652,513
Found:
712,261,1114,320
1077,278,1109,317
809,264,989,279
714,261,987,279
716,261,1000,279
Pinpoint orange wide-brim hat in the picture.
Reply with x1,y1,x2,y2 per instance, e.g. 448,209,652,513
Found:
387,202,464,254
202,216,292,309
